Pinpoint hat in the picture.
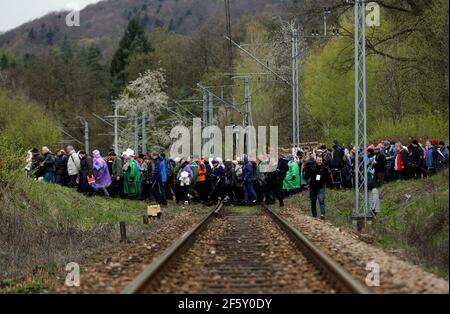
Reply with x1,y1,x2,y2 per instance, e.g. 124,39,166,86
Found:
412,140,419,145
31,148,39,153
431,139,438,146
258,154,269,162
122,148,135,157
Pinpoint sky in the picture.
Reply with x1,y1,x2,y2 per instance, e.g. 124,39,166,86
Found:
0,0,102,32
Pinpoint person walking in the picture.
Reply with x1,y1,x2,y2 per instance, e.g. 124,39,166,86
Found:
283,155,301,196
107,150,124,198
139,156,153,202
158,153,168,206
123,151,140,199
78,150,94,196
383,141,396,181
195,157,208,203
263,156,286,207
178,158,193,206
30,148,44,180
208,159,225,204
41,147,56,184
373,146,386,186
223,160,237,204
92,150,112,196
408,140,424,179
304,155,329,219
395,142,410,180
146,152,164,205
437,141,449,170
66,145,81,188
242,155,257,205
55,149,68,186
425,139,439,175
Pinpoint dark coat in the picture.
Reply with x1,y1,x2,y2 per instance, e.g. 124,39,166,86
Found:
224,161,237,187
373,152,386,174
408,144,423,168
32,155,45,178
149,158,161,183
80,155,93,178
55,154,68,176
242,156,255,182
43,152,56,173
305,162,329,189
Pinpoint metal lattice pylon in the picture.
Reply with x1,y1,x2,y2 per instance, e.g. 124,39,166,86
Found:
292,28,300,148
353,0,370,219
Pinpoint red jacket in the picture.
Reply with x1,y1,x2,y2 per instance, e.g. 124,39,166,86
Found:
395,147,408,172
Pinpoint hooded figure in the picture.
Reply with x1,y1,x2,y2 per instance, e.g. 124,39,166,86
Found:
283,157,301,191
123,153,141,197
242,155,255,182
92,150,112,190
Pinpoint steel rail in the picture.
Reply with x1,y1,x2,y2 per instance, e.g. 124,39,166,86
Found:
262,205,371,294
121,200,225,294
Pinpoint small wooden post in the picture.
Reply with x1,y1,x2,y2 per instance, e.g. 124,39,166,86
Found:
120,221,127,243
356,219,364,233
143,215,149,225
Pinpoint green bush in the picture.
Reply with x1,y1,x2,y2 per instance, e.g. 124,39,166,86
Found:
0,90,60,150
370,113,449,144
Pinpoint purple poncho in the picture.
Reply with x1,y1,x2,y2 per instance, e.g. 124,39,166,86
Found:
92,150,112,189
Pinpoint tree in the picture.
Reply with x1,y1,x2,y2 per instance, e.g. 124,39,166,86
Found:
0,53,8,70
110,19,153,97
116,70,179,151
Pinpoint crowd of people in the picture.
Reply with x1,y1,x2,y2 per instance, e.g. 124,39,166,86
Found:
25,138,449,219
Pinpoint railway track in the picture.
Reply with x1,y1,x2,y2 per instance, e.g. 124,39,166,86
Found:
122,201,370,294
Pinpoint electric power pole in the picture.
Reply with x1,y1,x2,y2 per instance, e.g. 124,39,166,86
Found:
206,91,214,158
353,0,369,221
134,112,139,153
79,117,89,154
114,104,119,154
142,112,147,155
243,77,252,155
291,28,300,148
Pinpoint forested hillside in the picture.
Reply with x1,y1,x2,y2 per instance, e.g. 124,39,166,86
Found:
0,0,448,152
0,0,289,58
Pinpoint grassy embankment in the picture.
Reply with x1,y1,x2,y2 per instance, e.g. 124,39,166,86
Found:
284,170,449,279
0,90,189,293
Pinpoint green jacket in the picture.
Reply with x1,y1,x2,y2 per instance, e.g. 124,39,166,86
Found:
123,159,140,196
190,162,198,185
283,160,301,190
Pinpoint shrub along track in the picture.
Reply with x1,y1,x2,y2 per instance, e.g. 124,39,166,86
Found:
280,206,449,293
123,204,369,294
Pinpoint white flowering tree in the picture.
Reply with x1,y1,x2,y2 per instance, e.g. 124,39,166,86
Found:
116,69,184,152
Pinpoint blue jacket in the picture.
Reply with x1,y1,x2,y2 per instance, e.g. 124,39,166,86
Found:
212,165,225,177
159,157,167,183
426,147,437,169
242,155,255,182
